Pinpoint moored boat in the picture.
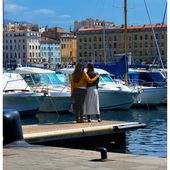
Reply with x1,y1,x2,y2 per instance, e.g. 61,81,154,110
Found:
15,67,72,112
59,68,140,110
128,68,167,106
3,72,45,116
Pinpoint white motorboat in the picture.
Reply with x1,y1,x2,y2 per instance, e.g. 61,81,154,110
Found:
3,73,45,116
15,67,72,112
58,68,140,110
128,68,167,106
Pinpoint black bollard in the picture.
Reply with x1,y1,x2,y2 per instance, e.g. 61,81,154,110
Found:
95,147,108,161
3,109,24,146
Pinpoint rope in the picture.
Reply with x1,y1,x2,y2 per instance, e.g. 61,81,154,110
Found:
143,0,165,71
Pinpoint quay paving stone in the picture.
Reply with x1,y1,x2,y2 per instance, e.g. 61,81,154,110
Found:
3,146,167,170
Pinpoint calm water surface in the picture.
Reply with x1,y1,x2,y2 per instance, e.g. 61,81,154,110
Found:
21,105,167,158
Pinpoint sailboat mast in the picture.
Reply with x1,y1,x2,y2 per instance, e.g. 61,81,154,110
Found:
124,0,128,55
124,0,129,85
103,20,106,65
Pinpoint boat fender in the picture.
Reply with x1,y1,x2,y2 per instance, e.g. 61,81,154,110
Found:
136,95,142,103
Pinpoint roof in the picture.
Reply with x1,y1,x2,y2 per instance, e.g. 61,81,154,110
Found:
16,30,25,33
78,24,167,32
41,37,58,43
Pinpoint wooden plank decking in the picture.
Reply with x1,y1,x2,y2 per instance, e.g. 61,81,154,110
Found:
22,120,146,141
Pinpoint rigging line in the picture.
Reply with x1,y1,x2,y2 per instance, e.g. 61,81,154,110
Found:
152,1,167,70
143,0,164,70
162,1,167,25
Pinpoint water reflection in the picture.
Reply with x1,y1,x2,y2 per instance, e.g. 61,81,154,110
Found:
21,106,167,158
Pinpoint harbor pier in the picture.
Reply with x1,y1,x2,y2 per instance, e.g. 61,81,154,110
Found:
22,121,146,149
4,145,167,170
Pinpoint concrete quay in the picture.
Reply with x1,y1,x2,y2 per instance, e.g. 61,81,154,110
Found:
3,145,167,170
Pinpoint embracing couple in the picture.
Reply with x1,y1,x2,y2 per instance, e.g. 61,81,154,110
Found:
71,63,101,123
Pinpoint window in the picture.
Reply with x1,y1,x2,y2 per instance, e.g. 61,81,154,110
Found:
161,42,164,47
94,36,97,41
161,34,164,39
134,42,137,48
140,43,142,48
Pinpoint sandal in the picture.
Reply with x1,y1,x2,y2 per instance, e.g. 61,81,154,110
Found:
98,119,101,122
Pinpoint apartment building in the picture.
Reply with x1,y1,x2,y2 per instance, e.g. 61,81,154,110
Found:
60,34,77,64
3,30,41,68
40,37,61,69
74,18,114,31
76,24,167,66
42,27,77,65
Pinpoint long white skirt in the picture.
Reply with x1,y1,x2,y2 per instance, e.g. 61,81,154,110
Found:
84,86,100,115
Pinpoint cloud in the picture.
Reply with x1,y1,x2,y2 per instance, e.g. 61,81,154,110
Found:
4,3,27,13
32,9,55,16
59,15,72,19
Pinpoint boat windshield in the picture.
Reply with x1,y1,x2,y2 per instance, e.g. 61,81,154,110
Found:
22,73,64,86
149,72,166,82
129,71,166,86
99,74,114,83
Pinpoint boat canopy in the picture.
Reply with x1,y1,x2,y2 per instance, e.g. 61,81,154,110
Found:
15,67,55,74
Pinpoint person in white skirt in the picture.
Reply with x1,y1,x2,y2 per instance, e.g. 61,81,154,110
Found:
84,63,101,122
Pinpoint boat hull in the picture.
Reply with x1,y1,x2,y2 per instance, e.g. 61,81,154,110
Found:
39,96,72,112
98,90,138,110
133,86,167,105
3,93,44,116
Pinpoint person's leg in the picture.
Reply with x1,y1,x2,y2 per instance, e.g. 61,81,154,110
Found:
73,89,81,122
79,89,87,122
96,114,101,122
87,115,91,122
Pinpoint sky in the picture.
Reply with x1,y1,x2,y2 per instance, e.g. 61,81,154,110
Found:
3,0,168,31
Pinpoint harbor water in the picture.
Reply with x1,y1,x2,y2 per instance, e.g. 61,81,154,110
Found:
21,105,167,158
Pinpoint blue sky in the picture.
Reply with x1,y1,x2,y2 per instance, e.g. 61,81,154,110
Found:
4,0,167,31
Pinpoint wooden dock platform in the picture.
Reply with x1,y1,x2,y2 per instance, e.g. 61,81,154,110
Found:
22,120,146,146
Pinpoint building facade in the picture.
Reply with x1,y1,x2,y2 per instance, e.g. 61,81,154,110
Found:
74,18,114,31
3,30,41,69
60,35,77,64
76,24,167,66
40,37,61,69
41,27,77,65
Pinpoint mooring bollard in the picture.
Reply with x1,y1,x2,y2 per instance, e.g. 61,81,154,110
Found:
95,147,108,161
3,109,25,146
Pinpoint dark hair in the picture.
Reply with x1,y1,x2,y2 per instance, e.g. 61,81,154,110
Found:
73,63,84,83
87,63,94,74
